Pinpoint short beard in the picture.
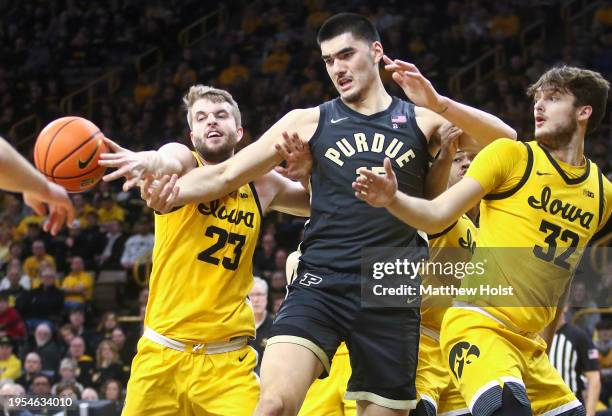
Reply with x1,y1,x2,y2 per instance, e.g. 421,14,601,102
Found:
535,116,577,150
193,130,238,163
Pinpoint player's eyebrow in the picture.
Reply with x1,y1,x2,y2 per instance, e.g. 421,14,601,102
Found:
321,47,355,61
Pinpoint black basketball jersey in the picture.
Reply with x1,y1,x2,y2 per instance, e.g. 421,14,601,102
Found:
299,96,430,272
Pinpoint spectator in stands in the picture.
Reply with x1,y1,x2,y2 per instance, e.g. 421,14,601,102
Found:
253,234,276,278
261,41,291,75
20,223,49,259
97,194,125,226
19,267,64,331
111,327,133,368
273,248,288,275
94,312,119,347
23,241,55,286
29,374,51,396
15,352,42,392
56,221,94,271
23,323,61,374
61,256,94,309
593,0,612,31
101,378,123,405
0,381,25,397
0,259,29,308
58,324,76,357
218,53,251,87
0,222,12,267
172,61,197,89
133,74,157,105
98,220,127,271
0,243,23,275
81,387,99,401
489,4,520,40
269,270,286,295
249,277,272,375
270,292,285,315
595,319,612,406
67,336,94,387
120,220,154,270
72,194,95,227
92,340,126,388
0,294,25,342
567,280,601,335
0,336,20,381
51,358,83,395
56,381,80,400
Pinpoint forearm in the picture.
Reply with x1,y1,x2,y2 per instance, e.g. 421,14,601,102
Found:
387,193,449,234
437,97,517,146
584,373,601,416
0,138,49,196
424,154,453,199
144,150,185,177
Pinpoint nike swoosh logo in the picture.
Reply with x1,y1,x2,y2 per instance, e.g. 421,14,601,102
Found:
78,140,102,169
238,353,248,362
330,117,349,124
535,171,552,176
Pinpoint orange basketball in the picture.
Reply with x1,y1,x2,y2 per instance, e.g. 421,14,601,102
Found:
34,116,108,193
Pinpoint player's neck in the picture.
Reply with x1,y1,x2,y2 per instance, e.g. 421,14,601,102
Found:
541,133,585,166
341,80,391,115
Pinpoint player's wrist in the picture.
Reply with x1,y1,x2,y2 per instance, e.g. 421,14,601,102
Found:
432,96,449,115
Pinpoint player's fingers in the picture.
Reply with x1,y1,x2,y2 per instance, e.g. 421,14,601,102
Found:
274,166,288,176
394,59,420,73
158,174,177,202
290,133,304,151
357,168,379,182
162,185,180,213
98,153,124,161
103,137,126,153
382,55,394,65
102,164,133,182
384,157,394,178
27,200,47,217
123,175,142,192
275,143,290,160
63,203,75,225
52,208,67,236
141,177,153,198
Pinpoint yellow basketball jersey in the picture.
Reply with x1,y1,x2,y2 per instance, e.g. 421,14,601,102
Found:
421,214,477,331
459,141,609,333
145,153,262,343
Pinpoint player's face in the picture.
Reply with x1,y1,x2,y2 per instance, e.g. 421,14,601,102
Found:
190,98,243,163
533,88,578,148
320,33,381,103
449,150,475,187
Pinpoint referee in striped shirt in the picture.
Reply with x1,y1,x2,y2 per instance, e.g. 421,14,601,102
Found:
550,307,601,416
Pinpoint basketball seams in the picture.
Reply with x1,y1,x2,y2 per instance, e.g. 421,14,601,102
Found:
43,164,105,180
43,117,79,174
50,130,103,179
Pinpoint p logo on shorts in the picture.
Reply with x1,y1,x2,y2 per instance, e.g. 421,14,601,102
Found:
449,341,480,380
299,273,323,286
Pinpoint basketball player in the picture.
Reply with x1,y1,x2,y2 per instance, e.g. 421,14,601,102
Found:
134,13,516,416
100,86,310,415
0,136,73,235
353,66,611,415
415,128,477,416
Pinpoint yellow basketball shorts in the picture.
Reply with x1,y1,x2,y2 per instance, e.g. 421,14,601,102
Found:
122,337,259,416
416,327,468,415
299,344,356,416
440,308,581,415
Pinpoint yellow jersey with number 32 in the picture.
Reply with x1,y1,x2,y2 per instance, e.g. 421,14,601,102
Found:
460,139,611,333
145,153,262,343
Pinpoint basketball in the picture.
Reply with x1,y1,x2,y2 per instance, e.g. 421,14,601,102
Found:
34,116,108,192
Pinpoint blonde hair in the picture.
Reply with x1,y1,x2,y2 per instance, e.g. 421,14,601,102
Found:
96,339,120,367
183,85,241,129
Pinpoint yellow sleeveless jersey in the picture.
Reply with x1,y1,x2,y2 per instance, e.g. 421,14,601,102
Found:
421,214,477,331
459,139,611,333
145,153,262,343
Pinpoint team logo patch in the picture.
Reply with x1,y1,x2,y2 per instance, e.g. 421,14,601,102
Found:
299,273,323,286
391,114,407,129
449,341,480,380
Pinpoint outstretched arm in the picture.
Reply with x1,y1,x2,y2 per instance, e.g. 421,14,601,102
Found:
172,108,319,206
352,158,485,234
383,56,517,150
100,138,196,191
0,137,74,235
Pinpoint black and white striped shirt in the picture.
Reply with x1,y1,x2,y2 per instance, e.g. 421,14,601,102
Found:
550,323,600,400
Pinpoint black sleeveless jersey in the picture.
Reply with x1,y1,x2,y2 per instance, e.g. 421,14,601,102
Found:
299,96,430,272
